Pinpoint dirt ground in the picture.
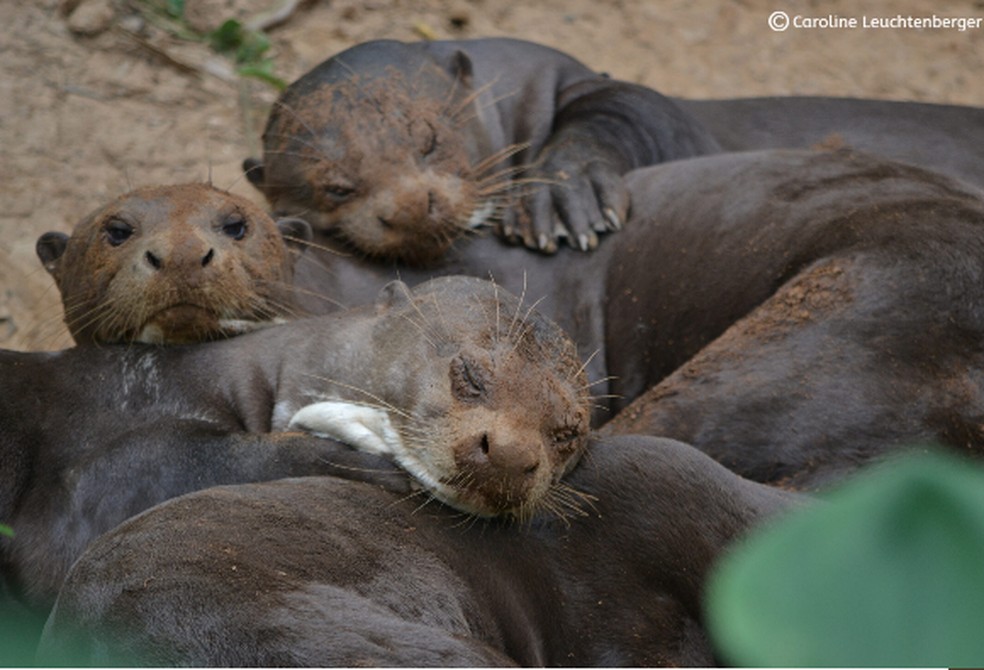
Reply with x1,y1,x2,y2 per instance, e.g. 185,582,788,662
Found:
3,0,983,351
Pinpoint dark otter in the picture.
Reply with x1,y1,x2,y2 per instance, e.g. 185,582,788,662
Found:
242,37,721,260
595,149,984,488
0,276,587,616
35,183,312,345
36,151,984,488
678,95,984,191
38,434,803,666
283,148,984,488
244,39,984,261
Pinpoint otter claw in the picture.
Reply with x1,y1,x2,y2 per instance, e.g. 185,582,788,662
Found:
537,233,558,254
603,207,622,231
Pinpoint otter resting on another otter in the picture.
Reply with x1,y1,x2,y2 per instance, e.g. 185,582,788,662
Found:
242,37,721,261
1,275,589,615
35,183,312,345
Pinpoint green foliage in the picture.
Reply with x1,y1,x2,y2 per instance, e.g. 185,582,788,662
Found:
207,19,286,90
134,1,285,90
0,522,13,538
706,449,984,667
164,0,184,19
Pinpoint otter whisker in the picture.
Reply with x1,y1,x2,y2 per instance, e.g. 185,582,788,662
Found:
505,271,529,343
299,373,415,422
580,376,615,392
445,76,500,122
572,349,603,383
468,142,531,180
385,487,431,512
314,456,405,476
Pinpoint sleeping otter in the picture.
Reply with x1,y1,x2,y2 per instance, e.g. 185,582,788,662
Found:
242,37,721,261
244,38,984,261
0,276,588,617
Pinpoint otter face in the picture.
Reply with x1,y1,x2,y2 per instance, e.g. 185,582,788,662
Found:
289,277,592,519
245,54,501,266
36,184,311,345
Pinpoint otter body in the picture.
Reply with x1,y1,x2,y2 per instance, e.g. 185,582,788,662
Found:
39,434,801,666
1,277,587,613
679,96,984,191
246,39,984,259
35,151,984,489
245,37,721,258
293,149,984,487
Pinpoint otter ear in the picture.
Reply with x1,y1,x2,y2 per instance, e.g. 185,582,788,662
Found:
36,232,70,276
243,157,266,191
276,217,312,254
375,280,414,314
447,50,473,88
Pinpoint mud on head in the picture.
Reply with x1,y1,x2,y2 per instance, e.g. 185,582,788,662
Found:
36,183,312,345
377,276,592,518
243,40,501,266
293,275,592,519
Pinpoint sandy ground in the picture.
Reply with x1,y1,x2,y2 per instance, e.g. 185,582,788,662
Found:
3,0,983,351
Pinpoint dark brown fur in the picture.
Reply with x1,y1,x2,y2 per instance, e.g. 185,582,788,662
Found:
0,277,585,617
38,434,802,666
244,37,721,259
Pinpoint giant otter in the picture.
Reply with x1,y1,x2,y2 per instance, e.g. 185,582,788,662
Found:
0,276,588,615
242,37,721,259
35,183,313,345
289,148,984,488
244,38,984,258
38,434,802,666
37,151,984,488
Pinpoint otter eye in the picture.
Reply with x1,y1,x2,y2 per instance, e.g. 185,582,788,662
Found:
412,119,437,158
221,214,247,241
324,184,355,201
552,426,583,448
450,354,489,401
104,218,134,247
421,129,437,157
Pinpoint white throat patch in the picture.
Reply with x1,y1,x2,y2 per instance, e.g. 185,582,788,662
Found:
287,401,403,456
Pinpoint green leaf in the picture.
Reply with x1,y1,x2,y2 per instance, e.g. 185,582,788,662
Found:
208,18,244,55
165,0,184,19
706,449,984,667
0,523,13,538
237,60,286,91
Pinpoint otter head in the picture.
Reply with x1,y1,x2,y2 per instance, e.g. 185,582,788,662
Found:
243,40,499,266
36,183,312,345
289,276,592,519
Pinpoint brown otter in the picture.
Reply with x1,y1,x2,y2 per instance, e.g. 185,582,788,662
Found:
38,434,803,666
244,39,984,263
35,183,312,345
0,276,588,617
35,149,984,489
283,148,984,489
242,37,722,261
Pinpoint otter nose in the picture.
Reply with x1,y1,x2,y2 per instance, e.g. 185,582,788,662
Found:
459,432,541,477
143,247,215,271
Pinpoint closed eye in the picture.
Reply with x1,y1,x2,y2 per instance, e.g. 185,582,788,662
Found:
324,184,355,201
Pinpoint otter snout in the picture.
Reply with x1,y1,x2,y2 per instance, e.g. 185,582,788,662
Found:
455,430,542,478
